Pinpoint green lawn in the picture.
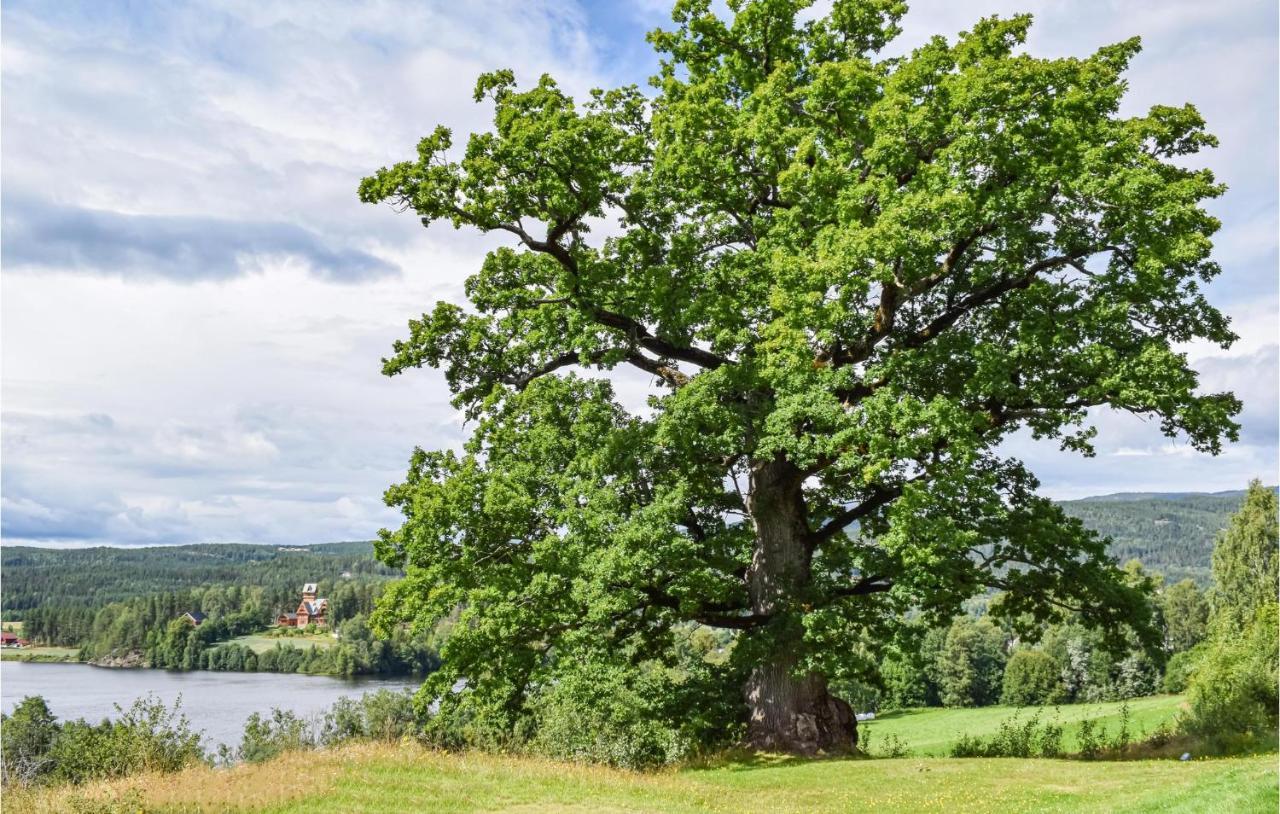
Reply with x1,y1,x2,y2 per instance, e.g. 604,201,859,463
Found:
225,632,337,654
15,743,1276,814
861,695,1187,756
0,646,79,663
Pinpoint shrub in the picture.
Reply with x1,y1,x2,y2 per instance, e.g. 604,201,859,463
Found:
1179,603,1279,746
322,690,418,744
223,708,315,764
949,710,1063,758
863,730,909,758
1001,650,1062,707
1,696,58,785
1074,702,1132,760
1161,646,1202,694
2,695,204,787
529,666,699,769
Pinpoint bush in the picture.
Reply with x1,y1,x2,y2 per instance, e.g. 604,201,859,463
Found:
949,710,1063,758
529,666,699,769
1,696,58,785
1,695,205,787
1179,603,1279,746
1161,646,1202,694
1000,650,1062,707
1074,702,1133,760
322,689,418,744
222,708,315,764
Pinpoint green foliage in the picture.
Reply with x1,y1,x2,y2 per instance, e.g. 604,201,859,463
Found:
1207,481,1279,633
2,542,394,618
529,663,701,768
224,709,314,765
950,710,1064,758
322,690,419,744
1058,490,1273,586
1179,482,1279,749
1161,645,1203,694
1181,603,1279,746
1,696,58,785
362,0,1237,752
1161,578,1209,653
1,695,204,787
1001,649,1062,707
937,617,1007,708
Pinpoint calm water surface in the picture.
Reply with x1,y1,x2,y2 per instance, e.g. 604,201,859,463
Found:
0,661,421,750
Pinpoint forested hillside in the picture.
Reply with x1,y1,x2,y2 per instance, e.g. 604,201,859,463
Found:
1,542,395,618
4,489,1270,617
1058,488,1276,586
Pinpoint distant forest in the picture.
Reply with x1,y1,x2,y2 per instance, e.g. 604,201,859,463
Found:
2,488,1270,619
1059,487,1278,586
1,542,397,618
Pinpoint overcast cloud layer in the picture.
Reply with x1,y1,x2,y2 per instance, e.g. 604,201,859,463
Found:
3,0,1276,547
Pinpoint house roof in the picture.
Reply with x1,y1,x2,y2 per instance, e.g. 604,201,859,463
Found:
300,599,328,615
302,582,318,594
184,611,208,622
279,612,298,620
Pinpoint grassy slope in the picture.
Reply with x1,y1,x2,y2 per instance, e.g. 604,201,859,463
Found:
224,633,337,654
862,695,1185,756
11,742,1276,814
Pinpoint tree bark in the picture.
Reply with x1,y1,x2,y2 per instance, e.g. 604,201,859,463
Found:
743,456,858,754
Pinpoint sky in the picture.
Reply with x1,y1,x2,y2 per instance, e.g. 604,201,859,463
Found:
2,0,1276,548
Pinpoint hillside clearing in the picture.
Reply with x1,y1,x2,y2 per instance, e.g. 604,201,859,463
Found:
224,633,337,654
8,742,1275,814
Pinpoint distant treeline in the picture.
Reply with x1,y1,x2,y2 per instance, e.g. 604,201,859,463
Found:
1058,489,1277,586
835,562,1211,713
21,580,437,677
1,541,396,617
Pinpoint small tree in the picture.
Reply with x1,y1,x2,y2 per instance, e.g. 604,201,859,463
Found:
937,617,1006,707
1,696,58,785
362,0,1238,753
1161,579,1209,654
1001,650,1061,707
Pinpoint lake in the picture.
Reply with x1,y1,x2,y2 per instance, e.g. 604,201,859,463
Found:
0,662,421,750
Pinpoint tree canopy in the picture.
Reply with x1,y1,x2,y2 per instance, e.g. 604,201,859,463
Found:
361,0,1239,754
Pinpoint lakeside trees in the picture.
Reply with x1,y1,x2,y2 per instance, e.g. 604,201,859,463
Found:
19,580,437,677
362,0,1239,753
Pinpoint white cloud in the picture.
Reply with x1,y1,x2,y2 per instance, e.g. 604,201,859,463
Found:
1,0,1275,545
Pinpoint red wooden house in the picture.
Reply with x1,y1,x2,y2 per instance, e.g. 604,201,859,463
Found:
277,582,328,628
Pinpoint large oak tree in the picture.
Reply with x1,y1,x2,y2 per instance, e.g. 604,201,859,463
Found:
361,0,1239,754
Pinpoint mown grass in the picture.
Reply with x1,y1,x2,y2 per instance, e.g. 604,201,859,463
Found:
0,646,80,663
861,695,1186,756
9,741,1276,814
225,633,336,654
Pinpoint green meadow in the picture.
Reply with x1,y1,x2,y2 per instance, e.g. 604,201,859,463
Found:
11,739,1275,814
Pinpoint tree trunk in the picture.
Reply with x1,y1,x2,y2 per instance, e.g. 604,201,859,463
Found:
743,457,858,754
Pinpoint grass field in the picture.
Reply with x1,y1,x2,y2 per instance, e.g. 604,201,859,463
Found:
225,632,337,654
9,741,1276,814
0,646,79,663
861,695,1186,756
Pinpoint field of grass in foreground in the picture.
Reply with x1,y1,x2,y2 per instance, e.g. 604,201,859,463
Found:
9,741,1277,814
861,694,1185,756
